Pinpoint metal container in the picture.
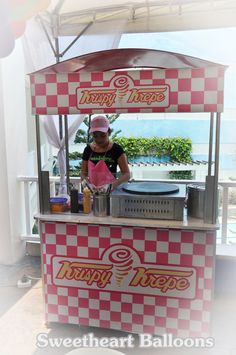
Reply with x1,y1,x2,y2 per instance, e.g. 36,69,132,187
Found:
93,194,110,217
187,184,205,219
111,183,186,221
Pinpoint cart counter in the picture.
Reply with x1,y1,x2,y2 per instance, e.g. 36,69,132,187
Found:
37,213,218,338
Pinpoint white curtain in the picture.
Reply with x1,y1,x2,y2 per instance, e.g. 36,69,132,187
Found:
42,115,85,195
22,18,128,71
23,17,127,195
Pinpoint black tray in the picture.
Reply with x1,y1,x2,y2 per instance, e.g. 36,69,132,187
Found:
122,181,179,195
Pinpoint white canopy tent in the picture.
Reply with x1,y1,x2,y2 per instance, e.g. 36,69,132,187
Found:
43,0,236,37
22,0,236,70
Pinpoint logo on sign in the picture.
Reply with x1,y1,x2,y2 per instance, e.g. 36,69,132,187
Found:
52,244,196,299
76,74,169,110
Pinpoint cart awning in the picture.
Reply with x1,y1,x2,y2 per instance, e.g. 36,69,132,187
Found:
29,48,227,115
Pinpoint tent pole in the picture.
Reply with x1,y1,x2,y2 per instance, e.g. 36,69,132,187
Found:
60,22,93,57
52,0,65,14
54,37,63,141
36,15,58,58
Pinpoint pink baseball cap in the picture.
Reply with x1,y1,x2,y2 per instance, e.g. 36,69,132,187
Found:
89,115,109,133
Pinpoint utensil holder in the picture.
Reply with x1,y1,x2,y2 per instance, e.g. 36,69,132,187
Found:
93,194,110,217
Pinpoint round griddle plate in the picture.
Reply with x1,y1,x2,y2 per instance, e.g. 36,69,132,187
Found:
122,182,179,195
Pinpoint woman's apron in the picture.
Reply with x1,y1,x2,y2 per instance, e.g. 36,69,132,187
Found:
88,156,115,188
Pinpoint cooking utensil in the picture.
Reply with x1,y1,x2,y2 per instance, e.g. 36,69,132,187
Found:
81,179,95,194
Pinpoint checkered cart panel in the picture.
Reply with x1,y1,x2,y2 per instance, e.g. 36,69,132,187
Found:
41,221,215,337
31,68,225,115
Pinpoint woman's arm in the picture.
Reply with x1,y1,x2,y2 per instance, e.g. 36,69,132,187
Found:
112,153,131,189
80,160,88,181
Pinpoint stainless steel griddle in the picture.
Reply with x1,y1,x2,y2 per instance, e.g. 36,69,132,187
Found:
111,181,186,220
122,181,180,195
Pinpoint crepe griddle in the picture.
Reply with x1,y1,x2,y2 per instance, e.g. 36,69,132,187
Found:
122,181,179,195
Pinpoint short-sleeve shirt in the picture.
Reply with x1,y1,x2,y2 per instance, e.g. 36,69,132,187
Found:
82,143,124,175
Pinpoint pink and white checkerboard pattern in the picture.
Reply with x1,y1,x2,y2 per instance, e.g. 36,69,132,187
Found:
41,221,215,337
30,67,225,115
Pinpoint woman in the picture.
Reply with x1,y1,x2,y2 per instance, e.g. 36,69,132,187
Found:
81,115,130,189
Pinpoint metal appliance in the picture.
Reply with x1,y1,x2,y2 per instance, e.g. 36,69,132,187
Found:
187,183,219,219
187,184,205,219
93,194,110,217
111,181,186,220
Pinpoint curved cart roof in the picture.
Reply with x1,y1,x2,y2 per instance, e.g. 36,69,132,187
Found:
29,48,227,115
32,48,226,74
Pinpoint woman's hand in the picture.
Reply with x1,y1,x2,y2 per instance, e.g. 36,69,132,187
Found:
111,179,120,190
111,172,130,190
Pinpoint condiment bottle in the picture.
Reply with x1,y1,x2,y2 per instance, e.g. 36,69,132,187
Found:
83,187,91,213
70,188,79,213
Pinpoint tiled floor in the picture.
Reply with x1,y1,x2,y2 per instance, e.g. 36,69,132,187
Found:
0,255,236,355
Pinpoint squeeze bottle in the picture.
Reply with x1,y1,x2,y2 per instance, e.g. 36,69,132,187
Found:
83,187,91,213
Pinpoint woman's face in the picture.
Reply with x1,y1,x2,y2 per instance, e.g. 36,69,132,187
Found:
92,131,109,148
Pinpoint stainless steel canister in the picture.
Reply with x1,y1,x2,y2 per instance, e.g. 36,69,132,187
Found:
187,184,205,219
93,194,110,217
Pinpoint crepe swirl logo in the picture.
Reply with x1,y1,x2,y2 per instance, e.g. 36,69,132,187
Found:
76,73,169,110
52,244,196,298
108,247,134,287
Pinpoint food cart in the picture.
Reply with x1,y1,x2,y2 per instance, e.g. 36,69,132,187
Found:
30,48,227,337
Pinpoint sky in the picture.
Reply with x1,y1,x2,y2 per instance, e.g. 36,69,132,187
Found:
61,27,236,108
61,26,236,65
119,28,236,65
61,26,236,127
119,27,236,108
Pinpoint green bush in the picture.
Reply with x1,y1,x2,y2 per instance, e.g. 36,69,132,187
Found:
68,152,82,160
114,136,192,162
69,169,81,177
169,170,193,180
67,137,193,179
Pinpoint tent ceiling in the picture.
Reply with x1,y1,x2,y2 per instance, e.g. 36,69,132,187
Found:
45,0,236,36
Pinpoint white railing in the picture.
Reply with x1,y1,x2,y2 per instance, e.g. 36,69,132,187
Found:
219,180,236,244
17,176,236,245
18,176,81,241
